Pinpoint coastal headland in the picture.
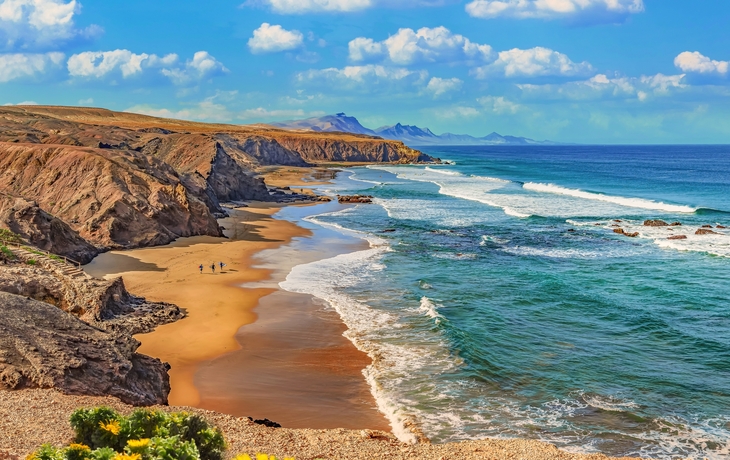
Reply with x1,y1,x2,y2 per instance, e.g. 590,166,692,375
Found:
0,106,641,459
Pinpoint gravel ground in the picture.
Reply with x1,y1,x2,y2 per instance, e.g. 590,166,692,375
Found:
0,389,644,460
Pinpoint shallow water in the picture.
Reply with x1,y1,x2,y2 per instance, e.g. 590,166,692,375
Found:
279,146,730,459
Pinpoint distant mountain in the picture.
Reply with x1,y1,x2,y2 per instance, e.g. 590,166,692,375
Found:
271,113,557,146
271,113,377,136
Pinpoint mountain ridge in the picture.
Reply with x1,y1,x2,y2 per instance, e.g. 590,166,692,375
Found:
271,113,558,146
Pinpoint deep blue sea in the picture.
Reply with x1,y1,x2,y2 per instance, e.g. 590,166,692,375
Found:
279,146,730,459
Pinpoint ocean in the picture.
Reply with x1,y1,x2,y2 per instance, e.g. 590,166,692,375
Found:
278,145,730,459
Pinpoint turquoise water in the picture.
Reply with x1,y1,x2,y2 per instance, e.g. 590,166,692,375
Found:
279,146,730,459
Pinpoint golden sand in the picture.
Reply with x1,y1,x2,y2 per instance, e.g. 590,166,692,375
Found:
85,204,309,406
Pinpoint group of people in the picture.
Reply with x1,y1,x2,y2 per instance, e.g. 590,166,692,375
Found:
199,261,226,274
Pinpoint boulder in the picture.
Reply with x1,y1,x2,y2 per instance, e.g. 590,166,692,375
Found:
670,222,682,226
718,225,727,229
696,228,720,235
701,224,713,228
644,219,669,227
667,235,688,240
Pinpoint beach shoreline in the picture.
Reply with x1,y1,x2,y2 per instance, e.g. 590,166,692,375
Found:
84,166,390,432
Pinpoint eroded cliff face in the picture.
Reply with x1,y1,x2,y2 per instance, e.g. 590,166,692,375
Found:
0,144,221,250
0,106,435,253
0,292,171,406
0,195,99,264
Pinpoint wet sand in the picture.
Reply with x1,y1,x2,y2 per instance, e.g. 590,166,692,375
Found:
85,200,389,431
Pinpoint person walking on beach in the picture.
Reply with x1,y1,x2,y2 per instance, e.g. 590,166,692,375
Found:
210,263,215,273
219,261,226,272
199,264,203,274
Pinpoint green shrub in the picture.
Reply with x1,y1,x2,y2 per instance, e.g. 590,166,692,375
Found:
27,258,38,265
0,228,22,244
0,245,15,260
49,254,63,261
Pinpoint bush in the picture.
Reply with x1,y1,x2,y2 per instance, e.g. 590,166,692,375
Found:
0,228,22,244
0,245,15,260
26,258,38,266
30,407,296,460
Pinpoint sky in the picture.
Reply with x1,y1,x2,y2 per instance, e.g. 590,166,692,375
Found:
0,0,729,143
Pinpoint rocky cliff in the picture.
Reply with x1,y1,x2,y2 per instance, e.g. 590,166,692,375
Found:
0,106,434,253
0,194,99,264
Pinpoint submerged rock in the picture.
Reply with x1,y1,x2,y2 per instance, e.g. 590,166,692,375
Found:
667,235,688,240
337,195,373,204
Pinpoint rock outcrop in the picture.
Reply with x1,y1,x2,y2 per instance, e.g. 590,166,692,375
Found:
0,194,99,264
0,105,436,253
667,235,688,240
0,143,221,251
643,220,669,227
696,228,720,235
0,292,170,406
338,195,374,204
613,228,639,237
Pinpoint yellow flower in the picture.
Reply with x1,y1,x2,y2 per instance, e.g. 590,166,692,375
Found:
127,439,150,448
99,420,121,435
113,454,141,460
256,455,270,460
68,443,91,451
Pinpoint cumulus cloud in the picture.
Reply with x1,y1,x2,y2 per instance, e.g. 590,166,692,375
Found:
0,0,101,51
478,95,521,114
248,23,304,53
435,105,480,118
517,73,686,101
160,51,228,84
67,49,227,85
349,26,494,65
471,47,594,78
426,77,462,96
465,0,644,23
296,64,428,86
674,51,728,76
0,51,63,82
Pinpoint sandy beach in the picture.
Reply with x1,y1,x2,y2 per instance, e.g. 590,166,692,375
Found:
85,187,389,431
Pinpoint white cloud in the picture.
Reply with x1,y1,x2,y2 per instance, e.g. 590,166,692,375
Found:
0,0,101,51
3,100,38,105
426,77,462,96
435,105,480,118
255,0,372,13
472,47,594,78
517,73,687,101
478,95,521,114
349,26,494,65
67,49,226,85
674,51,729,76
465,0,644,22
238,107,325,120
245,0,447,14
297,64,428,85
126,100,234,123
0,51,63,82
160,51,228,84
248,23,304,53
77,97,93,105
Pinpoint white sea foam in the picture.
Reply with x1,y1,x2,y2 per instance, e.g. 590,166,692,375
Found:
373,198,486,226
418,296,444,323
524,182,698,214
280,210,463,444
424,166,462,176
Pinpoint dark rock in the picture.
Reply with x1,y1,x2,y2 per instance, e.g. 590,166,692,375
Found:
702,224,713,228
251,418,282,428
667,235,688,240
613,228,626,234
670,222,682,226
625,232,639,237
381,229,396,233
567,229,575,232
644,219,669,227
337,195,373,204
696,228,720,235
717,225,726,229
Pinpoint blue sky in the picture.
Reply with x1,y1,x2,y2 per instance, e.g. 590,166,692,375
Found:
1,0,729,143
